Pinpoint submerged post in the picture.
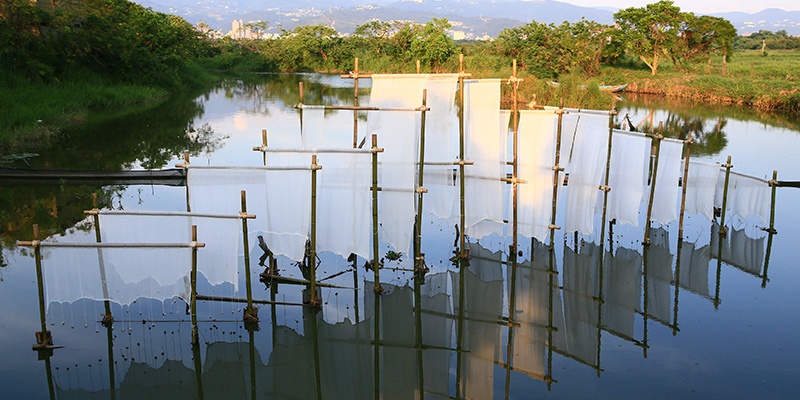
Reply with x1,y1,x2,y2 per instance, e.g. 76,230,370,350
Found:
414,90,429,274
371,134,382,294
763,170,779,287
678,132,693,239
643,125,663,245
310,155,321,307
458,53,467,258
241,190,258,322
353,58,360,149
549,99,566,250
190,225,199,340
32,224,51,348
719,156,733,236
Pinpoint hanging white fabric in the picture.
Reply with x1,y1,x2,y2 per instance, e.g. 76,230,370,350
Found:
517,110,557,242
316,152,371,260
602,247,641,338
421,74,459,219
301,105,326,148
511,242,553,379
367,74,425,254
649,139,683,225
730,172,771,225
684,161,721,221
99,212,240,290
677,242,710,297
41,229,190,309
460,79,505,240
188,166,311,261
602,130,649,227
563,113,610,236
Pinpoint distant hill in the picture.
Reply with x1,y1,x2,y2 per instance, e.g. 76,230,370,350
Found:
712,8,800,36
133,0,800,37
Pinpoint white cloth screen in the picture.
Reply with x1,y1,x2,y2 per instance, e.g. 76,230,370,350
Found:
422,74,459,219
564,113,610,235
685,161,721,220
650,140,683,225
603,131,649,227
518,110,557,242
316,152,371,259
368,74,425,253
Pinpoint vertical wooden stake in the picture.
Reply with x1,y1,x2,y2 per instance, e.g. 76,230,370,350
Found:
353,58,359,149
183,151,191,212
762,170,778,287
719,155,733,236
241,190,255,319
458,54,467,258
549,99,564,251
643,128,663,246
33,224,50,347
299,81,305,133
415,90,428,273
371,135,382,294
190,225,199,341
416,59,421,74
310,155,319,306
512,59,520,253
262,129,267,166
599,109,616,253
678,132,693,240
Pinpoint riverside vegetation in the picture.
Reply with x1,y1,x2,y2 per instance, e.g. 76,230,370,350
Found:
2,0,799,151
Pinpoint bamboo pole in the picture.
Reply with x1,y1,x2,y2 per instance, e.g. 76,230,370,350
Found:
719,156,733,236
31,224,51,347
414,273,425,400
643,124,664,246
416,59,421,74
763,170,778,287
455,257,466,397
414,89,428,274
90,194,113,325
599,109,616,253
354,58,360,149
310,155,320,307
549,99,566,250
512,59,520,254
371,134,382,294
678,132,693,239
262,129,267,166
641,242,650,358
373,291,381,400
191,331,205,400
309,306,323,400
294,104,429,112
458,53,467,258
241,190,257,322
191,225,199,343
248,329,257,400
175,151,191,212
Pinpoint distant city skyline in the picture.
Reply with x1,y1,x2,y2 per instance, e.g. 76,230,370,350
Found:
558,0,799,14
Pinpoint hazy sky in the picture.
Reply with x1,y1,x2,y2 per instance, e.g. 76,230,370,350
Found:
558,0,799,13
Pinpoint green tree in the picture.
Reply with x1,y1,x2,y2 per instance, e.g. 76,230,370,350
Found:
409,18,456,68
614,0,682,75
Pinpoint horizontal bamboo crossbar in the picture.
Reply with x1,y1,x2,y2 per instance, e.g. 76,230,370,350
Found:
16,241,205,248
195,294,305,307
294,103,429,112
84,209,254,219
187,165,313,171
252,147,382,154
339,72,472,79
543,106,615,116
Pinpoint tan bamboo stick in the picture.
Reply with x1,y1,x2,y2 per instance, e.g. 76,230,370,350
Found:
414,90,428,274
416,59,421,74
174,151,191,211
191,225,199,341
458,53,467,258
762,170,778,287
512,59,520,254
371,134,382,294
643,123,664,246
90,194,113,325
31,224,51,347
678,132,694,239
262,129,267,166
241,190,257,321
549,100,566,250
354,58,359,149
719,156,733,236
309,155,320,307
294,104,430,112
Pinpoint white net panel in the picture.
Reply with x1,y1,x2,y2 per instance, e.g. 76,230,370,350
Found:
517,110,557,242
368,74,425,253
685,161,721,221
423,74,460,219
603,131,650,227
563,113,610,236
99,212,239,290
188,166,311,261
460,79,505,240
316,151,372,259
650,140,683,225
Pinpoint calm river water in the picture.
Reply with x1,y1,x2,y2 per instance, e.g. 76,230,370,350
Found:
1,73,799,399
